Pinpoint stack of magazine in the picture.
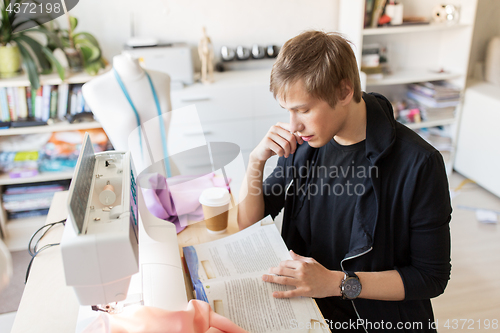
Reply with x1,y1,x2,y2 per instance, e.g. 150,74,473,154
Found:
407,81,461,121
2,181,69,220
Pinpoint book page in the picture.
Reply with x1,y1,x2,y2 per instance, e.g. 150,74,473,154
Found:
183,217,330,332
202,276,327,333
184,218,291,283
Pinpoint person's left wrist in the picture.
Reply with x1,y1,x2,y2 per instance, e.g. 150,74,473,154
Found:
330,270,344,297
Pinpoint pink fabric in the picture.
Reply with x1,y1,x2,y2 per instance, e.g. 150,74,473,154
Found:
141,173,231,233
83,300,249,333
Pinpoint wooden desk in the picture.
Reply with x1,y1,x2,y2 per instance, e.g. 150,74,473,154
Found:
177,203,240,254
11,191,240,333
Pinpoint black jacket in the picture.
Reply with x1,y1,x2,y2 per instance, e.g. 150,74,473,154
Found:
263,92,452,332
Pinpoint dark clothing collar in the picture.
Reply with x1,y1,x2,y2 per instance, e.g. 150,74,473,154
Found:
362,92,397,166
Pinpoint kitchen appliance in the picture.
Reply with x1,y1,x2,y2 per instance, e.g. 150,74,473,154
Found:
123,43,194,87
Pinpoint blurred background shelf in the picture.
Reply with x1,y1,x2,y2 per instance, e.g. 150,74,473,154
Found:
0,171,75,186
0,67,110,88
404,117,456,130
339,0,477,177
366,68,462,86
363,23,471,35
0,121,102,136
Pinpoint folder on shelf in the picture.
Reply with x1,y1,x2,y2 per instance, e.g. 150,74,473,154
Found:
9,119,47,128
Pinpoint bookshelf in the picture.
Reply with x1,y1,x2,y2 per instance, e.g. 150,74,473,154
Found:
338,0,478,174
0,69,101,87
365,68,461,86
0,120,101,136
362,22,471,36
0,68,109,250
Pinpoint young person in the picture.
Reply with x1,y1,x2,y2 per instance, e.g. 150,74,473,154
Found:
237,31,452,332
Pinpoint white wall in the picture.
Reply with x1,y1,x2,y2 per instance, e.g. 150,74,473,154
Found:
65,0,339,68
467,0,500,79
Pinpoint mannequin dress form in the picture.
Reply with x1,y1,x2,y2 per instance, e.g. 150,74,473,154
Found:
83,54,177,176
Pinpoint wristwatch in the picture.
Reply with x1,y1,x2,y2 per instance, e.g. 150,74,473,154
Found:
340,271,362,300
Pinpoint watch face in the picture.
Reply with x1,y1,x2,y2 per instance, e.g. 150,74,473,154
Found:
343,277,362,299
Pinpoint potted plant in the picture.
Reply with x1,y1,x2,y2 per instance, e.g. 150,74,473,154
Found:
47,14,107,75
0,0,64,89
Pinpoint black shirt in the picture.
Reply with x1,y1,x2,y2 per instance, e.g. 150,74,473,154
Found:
264,138,371,329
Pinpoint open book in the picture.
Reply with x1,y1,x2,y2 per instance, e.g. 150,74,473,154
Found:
183,217,330,333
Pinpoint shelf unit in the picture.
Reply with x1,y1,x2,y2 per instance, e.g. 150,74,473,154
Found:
0,120,101,136
338,0,478,174
362,22,471,36
0,69,107,250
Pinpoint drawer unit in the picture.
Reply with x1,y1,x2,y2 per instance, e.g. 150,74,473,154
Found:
169,119,254,153
171,85,253,124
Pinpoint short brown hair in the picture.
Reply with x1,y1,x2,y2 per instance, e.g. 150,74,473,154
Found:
270,30,362,108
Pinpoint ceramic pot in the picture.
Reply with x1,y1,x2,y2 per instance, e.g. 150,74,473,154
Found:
64,47,83,73
0,43,22,78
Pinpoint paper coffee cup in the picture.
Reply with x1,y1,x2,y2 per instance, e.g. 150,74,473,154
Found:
199,188,231,234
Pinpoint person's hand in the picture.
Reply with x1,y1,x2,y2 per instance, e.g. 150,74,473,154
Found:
262,250,342,298
250,122,304,163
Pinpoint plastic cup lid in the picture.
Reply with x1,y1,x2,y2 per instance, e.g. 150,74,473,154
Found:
199,187,231,207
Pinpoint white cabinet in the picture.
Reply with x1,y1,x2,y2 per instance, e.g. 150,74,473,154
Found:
169,69,288,201
454,81,500,197
338,0,478,174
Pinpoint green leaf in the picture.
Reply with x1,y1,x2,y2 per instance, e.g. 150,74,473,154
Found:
77,39,100,63
69,16,78,32
14,38,40,89
35,25,65,50
73,32,100,48
41,45,65,80
14,34,51,71
84,60,102,76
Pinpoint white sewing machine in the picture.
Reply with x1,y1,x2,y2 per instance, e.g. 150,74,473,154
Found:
60,133,187,316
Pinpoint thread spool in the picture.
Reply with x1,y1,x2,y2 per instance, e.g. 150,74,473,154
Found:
99,182,117,205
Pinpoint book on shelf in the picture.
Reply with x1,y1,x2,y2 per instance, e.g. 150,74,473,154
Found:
2,180,70,219
16,87,28,119
2,196,53,212
370,0,387,28
3,181,68,195
407,81,461,100
415,127,453,152
68,84,86,115
0,83,93,129
3,190,59,203
407,90,460,108
34,87,43,120
41,85,52,121
49,86,58,119
183,217,329,333
420,106,456,121
6,87,17,121
364,0,375,28
7,208,50,220
57,84,69,119
0,88,10,121
26,87,33,118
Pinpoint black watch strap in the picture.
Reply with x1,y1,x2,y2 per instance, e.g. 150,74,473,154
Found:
344,270,358,278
